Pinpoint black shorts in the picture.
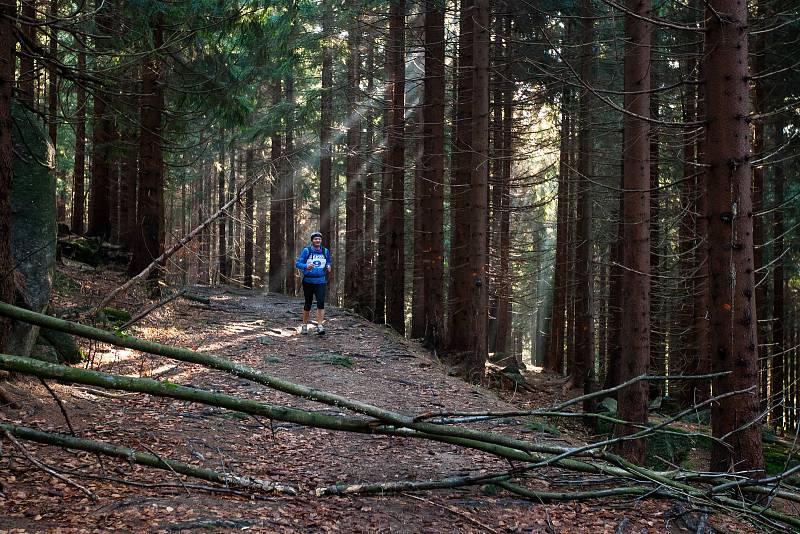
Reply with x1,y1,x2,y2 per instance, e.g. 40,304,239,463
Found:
302,282,326,311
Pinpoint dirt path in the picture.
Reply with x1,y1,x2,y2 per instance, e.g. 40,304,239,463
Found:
0,268,757,533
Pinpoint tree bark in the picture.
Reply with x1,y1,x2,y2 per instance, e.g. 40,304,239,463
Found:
87,0,113,240
344,9,362,309
419,0,445,349
217,136,228,281
614,0,651,463
362,28,376,321
319,0,334,265
268,80,284,293
411,104,425,338
47,0,58,147
128,16,164,281
548,84,571,374
244,149,255,288
462,0,490,380
693,31,711,405
676,52,697,408
446,0,474,352
255,177,267,288
17,0,35,107
228,149,236,281
494,13,513,357
770,119,785,431
384,0,406,335
751,0,768,415
649,88,664,401
284,71,296,296
0,0,14,351
574,0,596,406
71,42,87,234
704,0,764,476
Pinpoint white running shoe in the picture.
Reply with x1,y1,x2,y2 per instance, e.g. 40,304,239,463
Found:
316,323,325,335
300,324,309,334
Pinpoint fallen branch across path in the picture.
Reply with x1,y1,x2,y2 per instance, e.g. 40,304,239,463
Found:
93,175,262,314
0,423,296,495
316,473,510,496
2,303,800,530
120,288,187,329
2,428,98,501
2,354,800,530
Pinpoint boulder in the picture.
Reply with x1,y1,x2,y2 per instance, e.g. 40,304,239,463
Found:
7,103,56,357
39,328,83,364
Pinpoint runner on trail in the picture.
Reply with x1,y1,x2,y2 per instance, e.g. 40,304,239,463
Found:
295,231,332,335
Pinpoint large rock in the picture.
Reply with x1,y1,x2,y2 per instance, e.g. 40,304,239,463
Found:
7,104,56,357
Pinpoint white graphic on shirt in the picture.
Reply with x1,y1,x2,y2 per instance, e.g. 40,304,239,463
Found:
308,252,327,270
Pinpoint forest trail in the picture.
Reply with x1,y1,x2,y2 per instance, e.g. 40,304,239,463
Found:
0,265,755,533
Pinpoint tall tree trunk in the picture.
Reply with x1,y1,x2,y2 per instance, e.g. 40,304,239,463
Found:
462,0,490,380
0,0,15,350
573,0,596,406
420,0,445,350
693,33,711,404
771,119,785,432
487,39,503,354
88,0,112,240
255,177,267,288
344,10,362,309
649,89,664,401
677,56,698,408
228,149,236,281
284,74,296,296
603,167,624,392
411,105,425,338
751,0,768,416
47,0,58,146
18,0,35,107
128,16,164,283
705,0,764,476
217,136,228,281
374,120,388,323
268,81,284,293
614,0,651,463
362,29,376,321
447,0,474,352
548,84,570,374
319,0,334,266
409,4,427,336
494,13,513,357
244,149,255,289
71,43,87,234
384,0,406,335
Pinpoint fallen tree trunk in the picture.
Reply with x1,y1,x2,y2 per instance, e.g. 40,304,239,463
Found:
2,353,798,530
0,353,610,473
0,302,568,457
0,423,296,495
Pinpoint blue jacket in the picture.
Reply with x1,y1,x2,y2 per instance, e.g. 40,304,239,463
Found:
295,245,331,284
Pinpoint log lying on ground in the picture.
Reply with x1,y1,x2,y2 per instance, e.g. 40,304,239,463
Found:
0,302,569,457
0,353,604,472
181,293,210,305
2,354,798,531
0,304,790,489
0,423,296,495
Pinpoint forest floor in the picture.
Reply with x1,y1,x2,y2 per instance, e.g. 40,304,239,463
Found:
0,261,763,533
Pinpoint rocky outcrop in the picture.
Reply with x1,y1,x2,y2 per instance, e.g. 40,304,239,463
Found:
7,104,56,357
